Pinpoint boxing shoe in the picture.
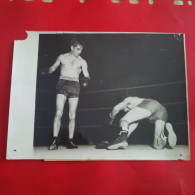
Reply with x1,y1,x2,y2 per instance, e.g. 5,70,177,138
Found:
166,123,177,148
66,139,78,149
107,140,128,150
48,139,59,150
96,141,109,149
107,131,128,150
153,134,167,150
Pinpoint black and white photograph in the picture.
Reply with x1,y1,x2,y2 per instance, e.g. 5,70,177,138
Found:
7,32,190,160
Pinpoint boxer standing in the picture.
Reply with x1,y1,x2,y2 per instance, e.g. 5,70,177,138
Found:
42,39,90,150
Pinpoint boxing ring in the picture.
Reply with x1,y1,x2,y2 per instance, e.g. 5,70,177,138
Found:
33,33,190,160
33,80,189,160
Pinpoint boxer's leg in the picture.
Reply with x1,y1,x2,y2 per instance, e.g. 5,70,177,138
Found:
54,94,67,136
127,122,139,137
49,94,67,150
107,107,151,150
119,107,151,138
67,97,79,149
120,107,152,126
166,123,177,148
107,123,139,150
153,120,167,150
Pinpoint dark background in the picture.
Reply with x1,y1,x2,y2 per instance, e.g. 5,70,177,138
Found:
34,33,188,146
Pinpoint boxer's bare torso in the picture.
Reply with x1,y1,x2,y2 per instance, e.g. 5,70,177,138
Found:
43,45,89,81
58,53,87,81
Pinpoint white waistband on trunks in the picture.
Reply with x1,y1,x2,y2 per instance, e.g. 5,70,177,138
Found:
59,76,79,82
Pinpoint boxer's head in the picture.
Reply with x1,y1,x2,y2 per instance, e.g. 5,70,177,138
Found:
70,39,84,57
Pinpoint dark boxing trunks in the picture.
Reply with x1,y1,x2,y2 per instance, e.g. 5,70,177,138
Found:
137,99,168,123
56,79,80,98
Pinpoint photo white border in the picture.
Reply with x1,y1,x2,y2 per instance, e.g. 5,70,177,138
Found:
6,31,190,160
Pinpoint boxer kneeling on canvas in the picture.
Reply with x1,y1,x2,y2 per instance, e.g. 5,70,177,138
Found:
105,97,177,150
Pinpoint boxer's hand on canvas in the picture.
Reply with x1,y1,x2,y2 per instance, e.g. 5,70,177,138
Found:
107,114,115,126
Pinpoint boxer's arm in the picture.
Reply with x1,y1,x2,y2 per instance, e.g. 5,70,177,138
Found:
81,60,90,79
42,55,61,74
110,101,128,119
